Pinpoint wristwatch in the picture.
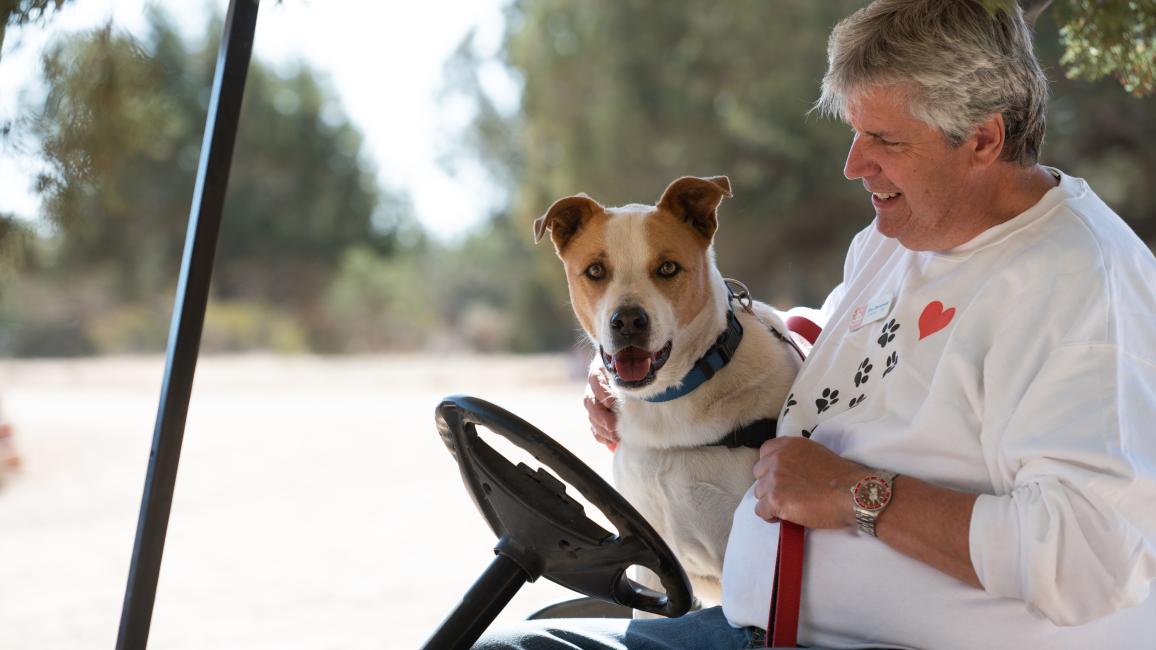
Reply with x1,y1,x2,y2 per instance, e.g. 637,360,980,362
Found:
850,469,898,537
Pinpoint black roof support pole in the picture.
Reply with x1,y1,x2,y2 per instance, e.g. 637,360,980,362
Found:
116,1,259,647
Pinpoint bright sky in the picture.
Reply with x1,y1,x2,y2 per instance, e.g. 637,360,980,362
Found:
0,0,517,242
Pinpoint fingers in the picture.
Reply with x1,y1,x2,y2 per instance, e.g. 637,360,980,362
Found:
585,367,619,451
591,425,619,452
753,479,781,523
589,366,616,409
753,444,796,522
759,435,786,458
752,447,780,480
753,437,868,529
584,382,618,433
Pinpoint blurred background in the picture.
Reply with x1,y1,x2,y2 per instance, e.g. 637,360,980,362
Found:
0,0,1153,647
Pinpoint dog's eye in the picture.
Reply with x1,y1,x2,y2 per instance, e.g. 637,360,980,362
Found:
657,261,680,278
585,262,607,280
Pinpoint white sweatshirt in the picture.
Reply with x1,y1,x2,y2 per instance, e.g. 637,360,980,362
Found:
721,170,1156,649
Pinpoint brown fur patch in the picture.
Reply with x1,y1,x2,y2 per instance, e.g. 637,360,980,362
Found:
656,176,731,242
559,212,610,334
645,209,712,326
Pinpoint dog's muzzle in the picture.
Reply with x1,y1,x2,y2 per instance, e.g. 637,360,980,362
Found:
600,340,672,387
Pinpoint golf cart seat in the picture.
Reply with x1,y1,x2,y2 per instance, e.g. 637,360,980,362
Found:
528,596,633,620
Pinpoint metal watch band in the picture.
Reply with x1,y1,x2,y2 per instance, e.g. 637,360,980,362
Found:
852,470,897,537
855,509,882,537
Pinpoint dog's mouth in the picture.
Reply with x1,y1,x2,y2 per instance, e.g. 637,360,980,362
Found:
600,341,672,388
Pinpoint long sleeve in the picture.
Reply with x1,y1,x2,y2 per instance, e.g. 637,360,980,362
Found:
969,335,1156,624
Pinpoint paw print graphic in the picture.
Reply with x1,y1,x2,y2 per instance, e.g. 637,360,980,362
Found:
878,319,900,348
854,357,873,387
783,393,797,418
815,388,840,414
882,351,899,378
849,394,866,408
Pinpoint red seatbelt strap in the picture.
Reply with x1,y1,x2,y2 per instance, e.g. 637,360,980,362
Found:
766,314,821,647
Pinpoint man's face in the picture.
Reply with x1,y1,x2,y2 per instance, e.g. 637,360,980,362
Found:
843,87,979,252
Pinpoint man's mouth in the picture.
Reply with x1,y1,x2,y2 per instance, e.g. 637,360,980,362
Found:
871,190,902,206
600,341,672,387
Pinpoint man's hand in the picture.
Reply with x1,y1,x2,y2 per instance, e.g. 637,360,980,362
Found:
585,366,619,451
754,436,983,587
752,436,867,529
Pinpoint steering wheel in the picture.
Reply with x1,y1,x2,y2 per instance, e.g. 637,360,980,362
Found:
434,394,693,618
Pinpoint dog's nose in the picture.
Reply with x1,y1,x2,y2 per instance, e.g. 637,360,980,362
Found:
610,305,649,337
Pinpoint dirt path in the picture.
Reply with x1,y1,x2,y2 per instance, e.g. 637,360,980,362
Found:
0,354,613,649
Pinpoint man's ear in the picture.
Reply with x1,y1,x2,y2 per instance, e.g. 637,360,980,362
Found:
533,193,604,254
656,175,733,241
972,113,1005,166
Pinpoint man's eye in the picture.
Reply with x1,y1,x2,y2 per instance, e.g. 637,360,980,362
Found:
585,262,606,280
657,261,680,278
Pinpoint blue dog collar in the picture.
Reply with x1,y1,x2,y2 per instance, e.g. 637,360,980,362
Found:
642,305,744,403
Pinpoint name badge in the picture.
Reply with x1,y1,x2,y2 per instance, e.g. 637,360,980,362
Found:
849,294,893,331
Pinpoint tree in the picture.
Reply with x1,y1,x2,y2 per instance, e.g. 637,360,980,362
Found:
0,0,70,61
1035,8,1156,244
1053,0,1156,96
8,8,415,353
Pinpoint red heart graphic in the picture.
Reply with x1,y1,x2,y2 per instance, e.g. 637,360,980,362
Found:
918,301,955,340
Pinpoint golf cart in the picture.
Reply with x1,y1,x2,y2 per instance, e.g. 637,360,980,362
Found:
112,2,694,648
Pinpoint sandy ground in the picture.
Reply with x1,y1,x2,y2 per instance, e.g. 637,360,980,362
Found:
0,354,614,649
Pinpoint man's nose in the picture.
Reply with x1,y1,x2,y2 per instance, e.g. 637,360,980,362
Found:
843,134,877,180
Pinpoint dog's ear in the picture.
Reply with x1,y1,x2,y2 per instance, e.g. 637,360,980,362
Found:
533,193,604,253
657,176,733,241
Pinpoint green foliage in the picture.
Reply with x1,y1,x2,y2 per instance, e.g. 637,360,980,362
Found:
1055,0,1156,95
200,301,309,353
79,299,309,354
960,1,1155,96
83,301,171,353
0,268,100,356
6,8,418,355
1035,11,1156,243
0,214,34,281
435,212,579,352
321,216,577,353
31,20,186,299
323,246,440,351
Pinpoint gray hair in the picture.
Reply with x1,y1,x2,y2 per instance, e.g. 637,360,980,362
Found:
815,0,1049,166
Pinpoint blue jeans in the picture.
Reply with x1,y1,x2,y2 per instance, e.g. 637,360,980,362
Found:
472,606,771,649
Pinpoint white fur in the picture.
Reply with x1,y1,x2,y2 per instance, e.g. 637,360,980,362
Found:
569,205,801,606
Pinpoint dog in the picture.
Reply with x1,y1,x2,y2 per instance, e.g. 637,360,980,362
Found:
533,175,803,606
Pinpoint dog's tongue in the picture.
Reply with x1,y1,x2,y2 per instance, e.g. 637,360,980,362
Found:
613,347,653,382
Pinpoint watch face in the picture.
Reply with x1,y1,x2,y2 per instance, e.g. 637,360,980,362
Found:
853,476,892,511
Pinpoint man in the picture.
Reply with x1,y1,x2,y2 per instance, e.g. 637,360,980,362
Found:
478,1,1156,647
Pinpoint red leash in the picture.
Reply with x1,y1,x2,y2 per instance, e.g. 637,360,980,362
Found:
766,521,805,646
765,315,821,647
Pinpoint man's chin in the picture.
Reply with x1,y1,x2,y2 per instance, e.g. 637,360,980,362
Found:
875,221,946,252
873,213,910,240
